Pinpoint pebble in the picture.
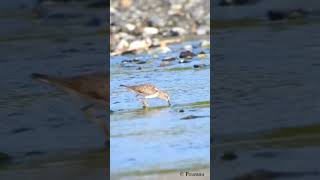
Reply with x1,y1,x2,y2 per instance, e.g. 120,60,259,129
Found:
193,64,207,68
201,40,210,48
143,27,159,36
221,151,238,161
183,44,193,51
125,23,136,32
179,50,195,59
128,39,152,51
171,27,187,36
197,51,207,58
179,59,192,63
160,61,171,67
162,57,176,62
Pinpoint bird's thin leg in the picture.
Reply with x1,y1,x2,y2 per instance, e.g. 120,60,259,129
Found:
139,98,148,108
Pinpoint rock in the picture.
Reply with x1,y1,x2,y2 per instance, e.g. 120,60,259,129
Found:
125,23,136,32
219,0,260,6
197,25,210,35
180,115,207,120
193,64,207,68
179,109,184,112
120,0,132,9
143,27,159,36
160,61,171,67
121,58,146,64
87,1,108,8
115,39,129,52
179,50,195,59
201,40,210,48
221,151,238,161
25,151,45,157
128,39,152,51
171,27,187,36
162,57,176,62
179,59,192,63
197,51,207,58
11,127,33,134
183,44,193,51
267,9,307,21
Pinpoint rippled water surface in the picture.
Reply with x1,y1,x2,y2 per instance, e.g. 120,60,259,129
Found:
0,1,107,179
110,40,210,178
213,1,320,179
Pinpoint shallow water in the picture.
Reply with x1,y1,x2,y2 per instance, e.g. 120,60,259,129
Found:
213,1,320,179
0,1,108,179
110,40,210,178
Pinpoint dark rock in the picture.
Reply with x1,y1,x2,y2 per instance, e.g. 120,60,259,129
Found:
87,1,108,8
179,109,184,112
162,57,176,62
178,59,192,63
25,151,45,157
160,61,171,67
267,9,307,21
179,50,195,59
121,59,146,65
219,0,260,6
180,115,207,120
61,48,80,53
193,64,207,68
221,151,238,161
47,13,83,19
11,128,33,134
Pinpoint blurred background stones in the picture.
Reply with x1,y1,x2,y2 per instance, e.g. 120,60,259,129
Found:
110,0,210,54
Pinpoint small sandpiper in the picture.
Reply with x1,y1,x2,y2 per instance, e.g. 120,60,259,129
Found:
120,84,171,108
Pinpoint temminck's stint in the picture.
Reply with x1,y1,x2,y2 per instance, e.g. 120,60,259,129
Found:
31,72,109,141
120,84,171,108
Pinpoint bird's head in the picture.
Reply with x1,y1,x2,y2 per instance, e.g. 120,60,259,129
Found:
159,91,171,106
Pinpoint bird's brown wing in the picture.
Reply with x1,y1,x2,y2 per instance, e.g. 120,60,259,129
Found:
32,72,108,103
127,84,159,96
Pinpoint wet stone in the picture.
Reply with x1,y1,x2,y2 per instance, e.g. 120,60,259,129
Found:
121,59,146,64
193,64,207,68
160,61,171,67
86,1,108,8
180,115,206,120
179,50,195,59
25,151,45,157
179,59,192,63
61,48,80,53
162,57,176,62
221,151,238,161
219,0,260,6
267,9,307,21
11,127,33,134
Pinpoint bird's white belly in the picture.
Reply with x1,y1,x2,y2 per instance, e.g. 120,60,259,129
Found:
145,92,159,98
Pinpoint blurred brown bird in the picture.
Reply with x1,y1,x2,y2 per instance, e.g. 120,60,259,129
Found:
31,72,109,142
